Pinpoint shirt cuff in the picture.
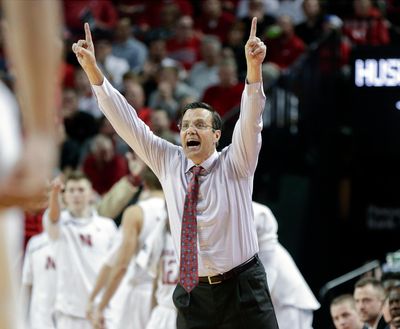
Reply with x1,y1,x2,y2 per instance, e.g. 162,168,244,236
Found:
91,77,112,101
245,81,265,97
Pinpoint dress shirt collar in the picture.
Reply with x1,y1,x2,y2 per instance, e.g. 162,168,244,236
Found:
184,150,219,175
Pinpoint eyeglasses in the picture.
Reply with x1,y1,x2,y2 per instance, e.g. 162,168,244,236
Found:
177,121,214,132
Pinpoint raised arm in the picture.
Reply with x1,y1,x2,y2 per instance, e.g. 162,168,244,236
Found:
230,17,267,176
92,205,143,327
43,177,64,241
48,177,64,223
72,24,173,178
245,17,266,83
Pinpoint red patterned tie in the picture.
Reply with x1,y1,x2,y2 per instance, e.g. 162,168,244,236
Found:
180,166,202,292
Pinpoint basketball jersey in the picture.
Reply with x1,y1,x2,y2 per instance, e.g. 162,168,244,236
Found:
109,195,166,329
155,232,178,308
128,196,167,285
22,232,56,329
253,201,320,311
43,209,117,318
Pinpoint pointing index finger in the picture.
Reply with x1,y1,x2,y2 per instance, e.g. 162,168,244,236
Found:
249,17,257,38
84,22,93,45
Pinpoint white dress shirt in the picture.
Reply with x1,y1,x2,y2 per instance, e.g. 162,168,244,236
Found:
92,78,266,276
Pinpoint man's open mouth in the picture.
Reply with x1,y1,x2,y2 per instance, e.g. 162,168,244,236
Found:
187,140,200,149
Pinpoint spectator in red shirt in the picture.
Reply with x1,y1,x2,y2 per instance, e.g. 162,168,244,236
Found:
265,15,305,70
342,0,390,46
166,15,201,70
63,0,118,39
194,0,236,44
82,134,129,195
318,16,352,75
202,58,244,118
143,2,181,41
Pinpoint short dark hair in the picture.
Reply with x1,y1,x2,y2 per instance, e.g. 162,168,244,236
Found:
180,102,222,131
65,171,91,185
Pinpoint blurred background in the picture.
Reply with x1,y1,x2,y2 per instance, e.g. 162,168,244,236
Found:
1,0,399,327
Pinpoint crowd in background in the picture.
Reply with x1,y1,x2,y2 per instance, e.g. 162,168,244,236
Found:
0,0,397,197
1,0,399,328
2,0,398,191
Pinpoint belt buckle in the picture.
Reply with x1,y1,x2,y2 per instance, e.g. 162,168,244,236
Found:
208,275,222,285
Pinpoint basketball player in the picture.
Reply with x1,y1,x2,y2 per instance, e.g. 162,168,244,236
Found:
21,232,57,329
253,201,320,329
145,226,179,329
88,168,167,329
44,172,117,329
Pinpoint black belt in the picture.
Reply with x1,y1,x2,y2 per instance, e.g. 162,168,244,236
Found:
198,254,258,285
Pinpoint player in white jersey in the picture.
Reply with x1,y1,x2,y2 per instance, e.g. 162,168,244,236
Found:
44,171,117,329
88,167,166,329
146,228,179,329
22,232,57,329
253,201,320,329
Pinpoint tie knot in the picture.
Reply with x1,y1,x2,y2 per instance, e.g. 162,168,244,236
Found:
190,166,203,176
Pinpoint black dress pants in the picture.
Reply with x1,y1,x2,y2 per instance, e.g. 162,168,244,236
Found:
173,255,279,329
